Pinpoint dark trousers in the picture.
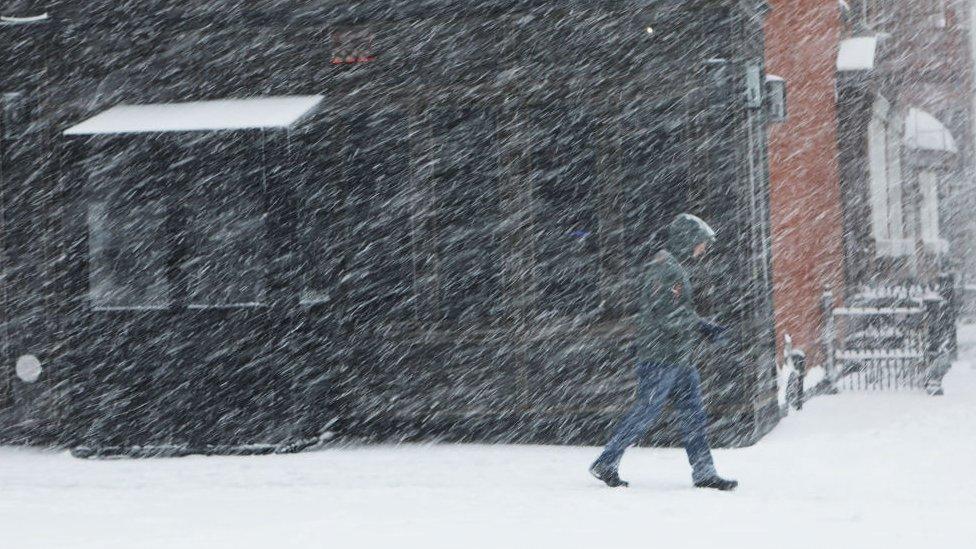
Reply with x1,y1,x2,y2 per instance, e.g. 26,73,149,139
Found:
595,363,717,482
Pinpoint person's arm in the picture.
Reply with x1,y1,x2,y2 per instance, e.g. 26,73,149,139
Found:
644,263,726,343
698,319,728,343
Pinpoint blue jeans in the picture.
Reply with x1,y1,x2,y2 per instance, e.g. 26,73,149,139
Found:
596,363,718,482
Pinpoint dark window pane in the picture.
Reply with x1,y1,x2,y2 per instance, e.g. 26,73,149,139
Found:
620,104,688,261
298,127,341,306
87,141,170,309
341,112,414,321
529,108,601,317
430,108,502,321
185,135,266,307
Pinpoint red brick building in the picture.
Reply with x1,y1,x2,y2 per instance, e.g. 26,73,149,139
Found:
765,0,974,369
765,0,847,366
836,0,973,287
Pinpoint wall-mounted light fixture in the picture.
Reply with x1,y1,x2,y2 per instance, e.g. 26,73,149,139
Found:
745,63,763,109
15,355,42,383
765,74,788,123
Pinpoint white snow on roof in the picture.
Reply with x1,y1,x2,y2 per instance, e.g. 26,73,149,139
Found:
63,95,324,135
766,74,784,82
904,108,958,153
837,36,877,71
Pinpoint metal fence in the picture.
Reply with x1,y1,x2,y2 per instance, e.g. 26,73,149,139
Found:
956,282,976,323
822,274,957,393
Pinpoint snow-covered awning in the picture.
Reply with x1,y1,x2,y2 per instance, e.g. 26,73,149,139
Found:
0,13,49,25
63,95,324,136
904,108,958,153
837,36,878,71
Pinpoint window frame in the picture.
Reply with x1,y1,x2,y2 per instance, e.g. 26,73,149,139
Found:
868,96,911,258
82,132,272,312
919,170,946,253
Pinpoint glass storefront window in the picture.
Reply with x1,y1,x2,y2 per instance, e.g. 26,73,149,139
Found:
338,112,415,320
430,108,502,321
184,135,267,308
87,143,170,310
527,107,600,317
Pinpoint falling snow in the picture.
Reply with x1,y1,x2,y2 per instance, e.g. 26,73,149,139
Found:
0,0,974,545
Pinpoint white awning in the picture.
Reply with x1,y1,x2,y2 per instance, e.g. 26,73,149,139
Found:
0,13,49,24
64,95,324,135
837,36,878,71
904,108,958,153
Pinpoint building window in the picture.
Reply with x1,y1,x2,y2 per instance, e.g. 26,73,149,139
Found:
184,136,267,308
919,170,947,253
87,144,170,309
430,108,502,321
850,0,886,27
85,135,273,310
527,107,600,318
621,103,688,250
2,92,30,139
297,129,341,307
868,97,910,257
338,112,414,321
928,0,948,28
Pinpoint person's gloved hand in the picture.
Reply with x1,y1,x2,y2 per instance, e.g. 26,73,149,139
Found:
699,320,729,344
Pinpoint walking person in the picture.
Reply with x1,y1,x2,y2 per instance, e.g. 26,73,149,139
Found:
589,213,738,491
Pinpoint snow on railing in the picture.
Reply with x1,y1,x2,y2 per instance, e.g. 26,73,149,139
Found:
846,326,907,339
823,274,957,393
852,284,941,302
833,306,924,316
835,349,925,361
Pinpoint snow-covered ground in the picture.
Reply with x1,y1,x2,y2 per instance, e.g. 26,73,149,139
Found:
4,333,976,549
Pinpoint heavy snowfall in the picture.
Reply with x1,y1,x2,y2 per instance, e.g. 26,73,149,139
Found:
3,1,976,547
1,327,975,548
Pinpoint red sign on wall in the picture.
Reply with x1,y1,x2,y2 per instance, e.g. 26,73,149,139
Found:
332,30,376,64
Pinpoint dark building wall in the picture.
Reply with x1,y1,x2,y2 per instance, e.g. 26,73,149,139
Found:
0,21,61,432
0,1,778,449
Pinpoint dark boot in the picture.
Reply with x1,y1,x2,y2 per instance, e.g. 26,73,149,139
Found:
694,475,738,491
589,460,629,488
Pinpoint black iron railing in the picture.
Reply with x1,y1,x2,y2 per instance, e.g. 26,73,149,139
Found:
822,274,957,394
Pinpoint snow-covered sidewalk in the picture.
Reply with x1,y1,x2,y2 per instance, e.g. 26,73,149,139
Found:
4,341,976,549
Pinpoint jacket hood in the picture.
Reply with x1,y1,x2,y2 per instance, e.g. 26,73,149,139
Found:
665,213,716,261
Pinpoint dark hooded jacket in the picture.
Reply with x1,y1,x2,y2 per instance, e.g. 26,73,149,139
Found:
635,214,717,366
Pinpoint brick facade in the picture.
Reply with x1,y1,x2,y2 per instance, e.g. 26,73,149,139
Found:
765,0,846,366
766,0,975,370
841,0,974,283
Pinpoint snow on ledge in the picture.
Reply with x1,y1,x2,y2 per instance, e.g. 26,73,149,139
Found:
63,95,324,136
875,237,914,258
837,36,878,71
923,238,950,254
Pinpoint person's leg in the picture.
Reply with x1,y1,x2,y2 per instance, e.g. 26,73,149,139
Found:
671,366,718,483
595,364,678,469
